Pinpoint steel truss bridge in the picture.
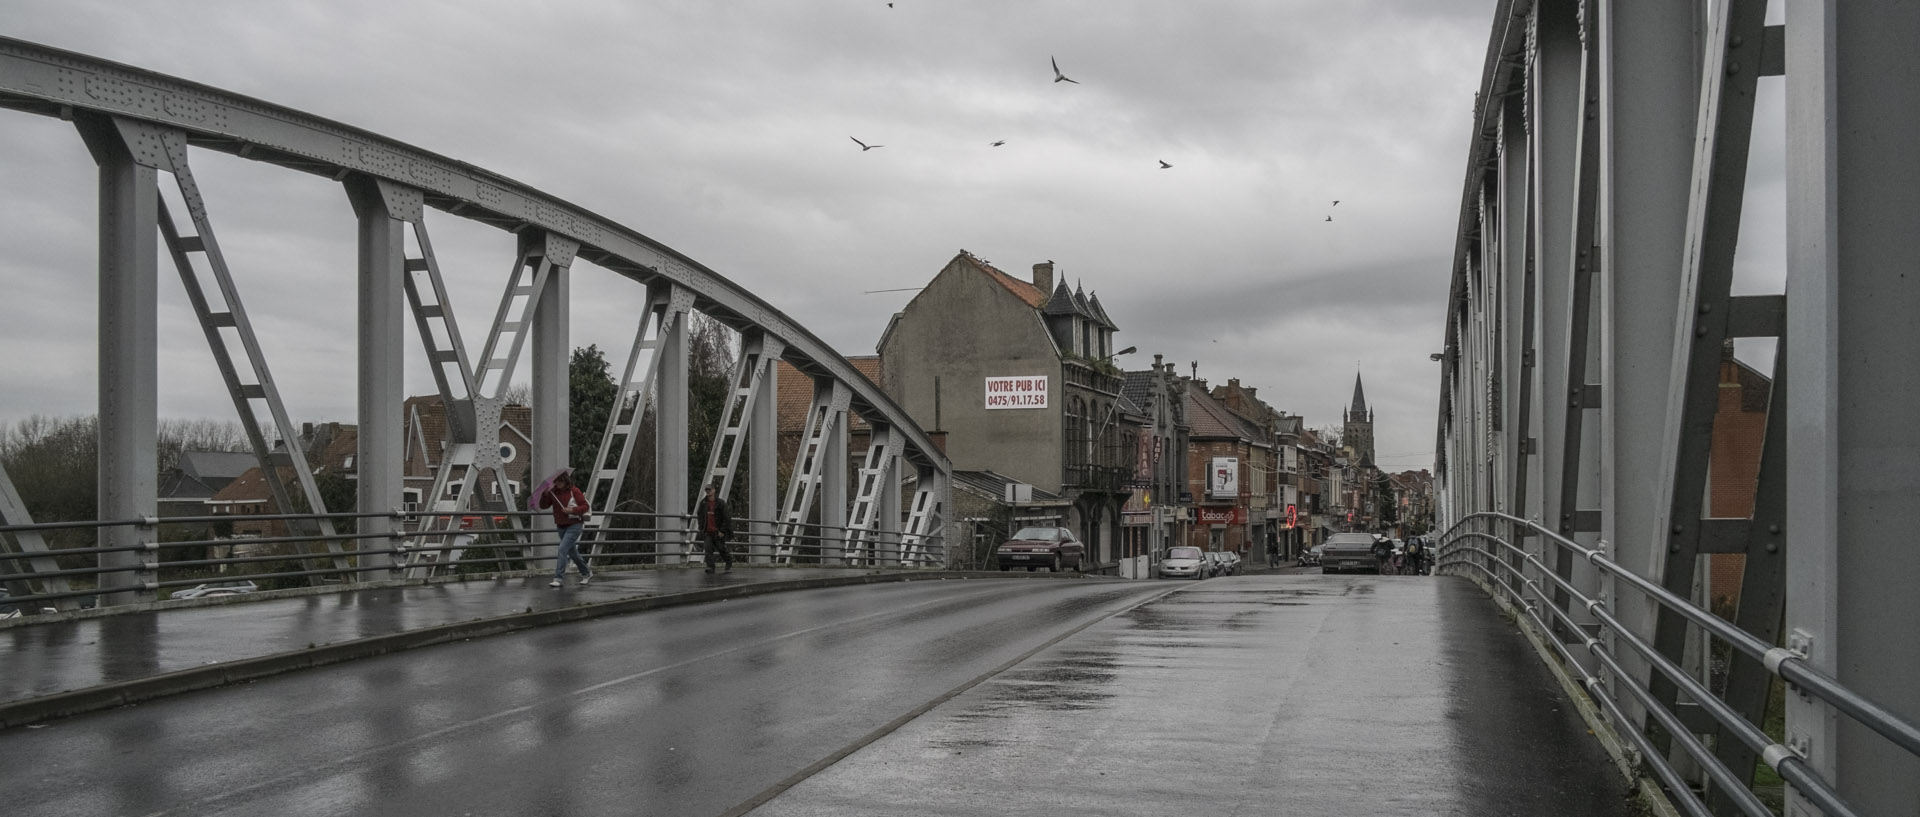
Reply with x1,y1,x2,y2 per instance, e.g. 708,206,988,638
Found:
0,36,950,610
1433,1,1919,816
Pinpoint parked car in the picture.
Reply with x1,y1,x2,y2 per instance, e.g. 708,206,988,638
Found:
1205,551,1239,576
1158,546,1209,580
995,527,1085,573
1320,533,1383,574
172,581,259,600
1299,544,1325,566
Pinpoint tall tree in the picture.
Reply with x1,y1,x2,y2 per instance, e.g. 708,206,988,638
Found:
569,345,620,476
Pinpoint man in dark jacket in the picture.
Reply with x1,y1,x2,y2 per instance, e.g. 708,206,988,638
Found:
695,483,734,573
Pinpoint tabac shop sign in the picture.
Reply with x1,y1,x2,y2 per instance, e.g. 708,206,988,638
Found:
984,375,1049,409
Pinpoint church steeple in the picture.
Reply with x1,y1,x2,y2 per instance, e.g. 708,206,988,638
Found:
1343,370,1376,466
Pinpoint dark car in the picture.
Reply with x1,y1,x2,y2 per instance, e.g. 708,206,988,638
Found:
1320,532,1383,574
996,526,1085,572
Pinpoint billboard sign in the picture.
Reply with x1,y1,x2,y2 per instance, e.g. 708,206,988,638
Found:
984,375,1049,409
1209,457,1239,499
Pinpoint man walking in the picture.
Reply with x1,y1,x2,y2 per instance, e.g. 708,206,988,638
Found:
695,483,734,573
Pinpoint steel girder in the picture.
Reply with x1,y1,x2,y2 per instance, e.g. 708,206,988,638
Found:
0,37,953,584
1443,0,1920,813
0,37,946,478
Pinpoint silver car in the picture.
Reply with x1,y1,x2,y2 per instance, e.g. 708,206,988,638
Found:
1159,546,1209,579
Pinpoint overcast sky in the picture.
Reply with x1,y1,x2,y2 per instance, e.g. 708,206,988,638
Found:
3,0,1636,475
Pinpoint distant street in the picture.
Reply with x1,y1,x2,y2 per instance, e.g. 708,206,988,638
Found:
1,576,1629,817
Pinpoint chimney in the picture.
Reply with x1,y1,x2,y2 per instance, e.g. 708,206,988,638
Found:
1032,261,1055,293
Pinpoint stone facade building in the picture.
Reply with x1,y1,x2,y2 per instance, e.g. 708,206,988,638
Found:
877,251,1140,564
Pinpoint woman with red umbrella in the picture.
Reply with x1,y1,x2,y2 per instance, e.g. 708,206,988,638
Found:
536,468,592,587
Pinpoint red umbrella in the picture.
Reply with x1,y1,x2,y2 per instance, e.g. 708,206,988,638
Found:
528,467,572,511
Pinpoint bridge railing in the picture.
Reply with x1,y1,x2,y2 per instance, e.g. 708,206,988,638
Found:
1437,512,1920,817
1,512,946,614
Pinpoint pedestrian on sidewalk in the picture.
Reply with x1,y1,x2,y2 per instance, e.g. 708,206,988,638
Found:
539,470,593,587
695,482,734,573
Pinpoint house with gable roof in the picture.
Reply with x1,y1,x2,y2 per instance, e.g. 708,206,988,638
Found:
877,251,1143,566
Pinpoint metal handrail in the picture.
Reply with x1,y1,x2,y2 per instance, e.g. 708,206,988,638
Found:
1439,532,1831,817
1,509,948,612
1435,512,1911,817
1440,510,1920,758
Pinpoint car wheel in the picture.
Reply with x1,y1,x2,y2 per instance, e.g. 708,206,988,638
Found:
999,564,1009,571
1026,565,1037,572
1050,554,1062,572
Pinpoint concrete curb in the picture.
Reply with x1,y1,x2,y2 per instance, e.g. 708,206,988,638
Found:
0,570,1104,729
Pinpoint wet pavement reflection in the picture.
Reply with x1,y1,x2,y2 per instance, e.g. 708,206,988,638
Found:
749,575,1634,817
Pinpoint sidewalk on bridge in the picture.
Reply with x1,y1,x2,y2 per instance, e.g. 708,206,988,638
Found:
0,564,1077,727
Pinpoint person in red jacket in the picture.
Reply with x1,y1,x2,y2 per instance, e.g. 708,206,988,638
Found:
694,483,734,573
539,470,592,587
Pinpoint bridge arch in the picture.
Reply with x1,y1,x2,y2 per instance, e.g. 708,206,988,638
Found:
0,36,950,601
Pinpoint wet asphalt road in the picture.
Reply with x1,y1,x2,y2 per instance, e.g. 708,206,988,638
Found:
0,575,1632,817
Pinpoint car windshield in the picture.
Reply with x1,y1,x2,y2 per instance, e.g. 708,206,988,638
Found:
1168,547,1202,559
1010,527,1058,541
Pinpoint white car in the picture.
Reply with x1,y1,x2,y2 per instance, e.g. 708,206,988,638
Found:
1159,546,1209,580
172,581,259,600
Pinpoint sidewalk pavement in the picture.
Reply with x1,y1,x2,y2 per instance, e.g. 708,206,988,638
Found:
0,565,1080,727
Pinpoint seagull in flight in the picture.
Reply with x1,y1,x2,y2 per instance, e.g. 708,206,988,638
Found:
1326,215,1333,222
990,140,1005,147
1332,200,1340,207
1051,56,1079,84
1158,160,1172,169
850,136,884,151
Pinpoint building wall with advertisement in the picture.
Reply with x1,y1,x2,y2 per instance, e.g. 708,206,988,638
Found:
878,253,1066,491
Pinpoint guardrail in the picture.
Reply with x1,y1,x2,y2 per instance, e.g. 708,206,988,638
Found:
1436,511,1920,817
0,512,947,614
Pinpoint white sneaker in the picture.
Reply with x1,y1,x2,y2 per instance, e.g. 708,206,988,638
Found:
548,579,563,588
578,573,593,586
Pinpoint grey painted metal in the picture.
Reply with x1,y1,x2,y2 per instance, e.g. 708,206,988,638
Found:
774,379,848,561
1781,1,1840,809
821,379,850,564
1528,1,1580,605
142,121,345,572
344,176,409,573
1546,0,1605,648
0,37,947,483
1596,0,1699,740
842,422,897,565
1786,1,1920,813
655,302,689,564
531,234,570,570
694,331,784,514
748,334,780,564
0,461,76,608
75,112,158,604
579,284,685,562
1642,1,1772,807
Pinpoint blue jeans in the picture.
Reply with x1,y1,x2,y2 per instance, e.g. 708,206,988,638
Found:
555,523,589,579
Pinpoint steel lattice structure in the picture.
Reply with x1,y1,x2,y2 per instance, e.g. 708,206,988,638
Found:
0,37,950,598
1434,1,1917,815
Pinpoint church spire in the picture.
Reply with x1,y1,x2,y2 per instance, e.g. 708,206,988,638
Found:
1349,371,1368,419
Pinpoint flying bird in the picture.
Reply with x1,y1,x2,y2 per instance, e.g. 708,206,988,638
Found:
1332,200,1340,207
850,136,884,151
1051,56,1079,84
990,140,1005,147
1158,160,1172,169
1326,215,1333,222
